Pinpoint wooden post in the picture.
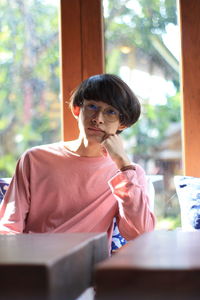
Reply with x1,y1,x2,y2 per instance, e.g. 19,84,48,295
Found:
179,0,200,176
59,0,104,141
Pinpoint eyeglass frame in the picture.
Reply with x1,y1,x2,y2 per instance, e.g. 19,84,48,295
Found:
81,101,123,123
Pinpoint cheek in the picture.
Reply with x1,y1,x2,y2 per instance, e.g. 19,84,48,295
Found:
107,123,120,134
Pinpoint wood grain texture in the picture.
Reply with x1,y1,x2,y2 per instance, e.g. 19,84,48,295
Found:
95,230,200,300
60,0,104,141
0,233,108,300
179,0,200,176
60,0,82,141
81,0,104,80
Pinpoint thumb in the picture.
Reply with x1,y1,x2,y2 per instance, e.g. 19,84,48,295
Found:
101,145,108,157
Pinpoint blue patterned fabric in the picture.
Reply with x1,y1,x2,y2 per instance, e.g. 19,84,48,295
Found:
174,176,200,230
0,178,11,204
111,217,127,252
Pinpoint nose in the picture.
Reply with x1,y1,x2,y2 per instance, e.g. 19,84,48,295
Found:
91,110,104,124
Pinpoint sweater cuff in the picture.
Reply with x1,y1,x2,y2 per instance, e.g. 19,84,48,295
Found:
108,169,140,191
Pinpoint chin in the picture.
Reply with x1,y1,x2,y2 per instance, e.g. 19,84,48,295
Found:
87,134,103,143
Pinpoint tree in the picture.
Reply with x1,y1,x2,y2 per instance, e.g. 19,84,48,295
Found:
104,0,181,226
104,0,180,161
123,92,181,159
0,0,60,176
104,0,177,53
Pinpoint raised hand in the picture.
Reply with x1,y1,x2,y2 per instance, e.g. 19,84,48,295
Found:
102,134,132,169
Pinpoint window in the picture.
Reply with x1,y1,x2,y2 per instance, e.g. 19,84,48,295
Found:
103,0,181,229
0,0,60,177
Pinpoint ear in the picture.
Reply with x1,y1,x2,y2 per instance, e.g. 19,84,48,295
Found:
117,124,127,132
71,106,80,119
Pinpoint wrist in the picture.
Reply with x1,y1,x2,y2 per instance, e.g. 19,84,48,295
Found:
114,157,132,169
120,165,136,172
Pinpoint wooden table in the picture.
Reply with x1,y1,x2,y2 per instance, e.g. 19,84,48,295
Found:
95,230,200,300
0,232,108,300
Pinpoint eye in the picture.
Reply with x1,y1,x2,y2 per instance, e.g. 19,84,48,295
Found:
105,109,118,116
86,103,98,111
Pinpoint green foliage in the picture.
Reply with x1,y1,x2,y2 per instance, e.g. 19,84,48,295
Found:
106,48,122,74
0,0,60,177
104,0,177,55
105,0,181,225
123,92,181,157
104,0,180,158
0,154,17,177
1,0,180,183
156,215,181,230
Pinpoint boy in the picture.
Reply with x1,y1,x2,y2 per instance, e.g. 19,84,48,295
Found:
0,74,155,248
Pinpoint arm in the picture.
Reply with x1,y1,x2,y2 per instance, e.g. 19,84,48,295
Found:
0,152,31,234
103,134,156,240
108,166,156,240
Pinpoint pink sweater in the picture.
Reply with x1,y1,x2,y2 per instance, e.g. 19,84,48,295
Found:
0,142,155,245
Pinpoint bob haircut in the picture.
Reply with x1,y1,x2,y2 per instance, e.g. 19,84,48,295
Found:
70,74,141,129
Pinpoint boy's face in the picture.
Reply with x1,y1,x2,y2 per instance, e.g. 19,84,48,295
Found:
78,100,125,143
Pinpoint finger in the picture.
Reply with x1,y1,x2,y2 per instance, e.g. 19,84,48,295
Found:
101,133,114,143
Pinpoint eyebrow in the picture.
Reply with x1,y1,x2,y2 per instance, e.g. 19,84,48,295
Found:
86,101,117,110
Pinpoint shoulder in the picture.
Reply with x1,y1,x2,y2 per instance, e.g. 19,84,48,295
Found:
24,142,62,155
19,142,64,162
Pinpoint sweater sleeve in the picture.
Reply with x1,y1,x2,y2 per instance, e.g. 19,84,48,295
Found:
108,164,156,240
0,151,31,234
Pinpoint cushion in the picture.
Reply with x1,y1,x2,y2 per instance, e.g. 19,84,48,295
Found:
0,178,11,204
174,176,200,230
111,218,127,252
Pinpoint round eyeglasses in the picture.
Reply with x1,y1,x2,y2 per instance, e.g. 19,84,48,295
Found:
82,103,120,122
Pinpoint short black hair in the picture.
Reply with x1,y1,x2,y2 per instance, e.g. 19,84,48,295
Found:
70,73,141,128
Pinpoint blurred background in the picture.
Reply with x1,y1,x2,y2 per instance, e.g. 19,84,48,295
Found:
103,0,182,230
0,0,182,229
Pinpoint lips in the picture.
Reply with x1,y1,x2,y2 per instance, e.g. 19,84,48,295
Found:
87,127,105,135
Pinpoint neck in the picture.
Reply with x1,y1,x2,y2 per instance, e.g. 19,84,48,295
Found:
64,137,104,157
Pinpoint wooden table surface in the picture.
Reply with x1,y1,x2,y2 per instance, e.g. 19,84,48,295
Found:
95,230,200,300
0,232,108,300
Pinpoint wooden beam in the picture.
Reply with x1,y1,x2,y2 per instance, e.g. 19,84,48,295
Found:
59,0,104,141
95,231,200,300
179,0,200,177
0,233,108,300
81,0,105,79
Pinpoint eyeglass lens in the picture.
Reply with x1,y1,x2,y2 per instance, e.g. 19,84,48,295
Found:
84,103,119,122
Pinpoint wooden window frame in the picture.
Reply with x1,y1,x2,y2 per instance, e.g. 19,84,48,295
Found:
60,0,200,177
179,0,200,176
59,0,104,141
